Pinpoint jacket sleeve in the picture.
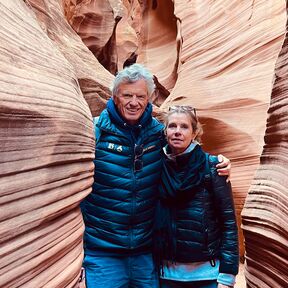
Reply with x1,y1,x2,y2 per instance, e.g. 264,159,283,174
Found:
209,155,239,275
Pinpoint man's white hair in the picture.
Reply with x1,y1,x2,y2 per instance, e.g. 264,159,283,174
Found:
111,64,155,98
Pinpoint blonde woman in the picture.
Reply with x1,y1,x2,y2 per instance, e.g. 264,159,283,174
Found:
156,106,239,288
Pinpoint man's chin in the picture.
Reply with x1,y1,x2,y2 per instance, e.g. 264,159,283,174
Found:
125,116,141,125
124,113,143,123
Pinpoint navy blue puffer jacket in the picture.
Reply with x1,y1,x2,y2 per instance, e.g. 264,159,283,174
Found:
81,99,164,255
160,148,239,275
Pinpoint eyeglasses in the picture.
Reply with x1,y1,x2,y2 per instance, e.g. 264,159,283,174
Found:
169,105,197,117
134,144,143,172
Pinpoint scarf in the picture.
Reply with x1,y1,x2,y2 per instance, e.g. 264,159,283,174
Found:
159,143,207,202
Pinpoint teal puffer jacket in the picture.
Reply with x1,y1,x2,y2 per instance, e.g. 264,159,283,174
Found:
82,105,164,255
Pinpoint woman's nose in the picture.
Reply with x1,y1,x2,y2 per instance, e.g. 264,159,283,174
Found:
175,127,181,134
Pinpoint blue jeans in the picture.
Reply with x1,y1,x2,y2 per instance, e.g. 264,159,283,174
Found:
83,253,159,288
160,279,217,288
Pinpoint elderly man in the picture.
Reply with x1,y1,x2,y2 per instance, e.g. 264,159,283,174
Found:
81,64,230,288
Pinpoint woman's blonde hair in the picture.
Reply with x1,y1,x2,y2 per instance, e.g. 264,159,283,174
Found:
164,105,203,143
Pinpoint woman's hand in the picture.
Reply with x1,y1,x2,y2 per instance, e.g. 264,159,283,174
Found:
216,154,231,181
218,284,233,288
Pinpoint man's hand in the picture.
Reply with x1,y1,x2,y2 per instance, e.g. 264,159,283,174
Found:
216,154,231,181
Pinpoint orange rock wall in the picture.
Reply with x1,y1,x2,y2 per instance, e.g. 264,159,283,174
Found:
0,0,96,287
241,3,288,286
62,0,288,285
160,0,286,259
30,0,114,116
64,0,178,102
0,0,287,287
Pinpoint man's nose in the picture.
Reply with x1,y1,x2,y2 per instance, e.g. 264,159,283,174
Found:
129,95,138,105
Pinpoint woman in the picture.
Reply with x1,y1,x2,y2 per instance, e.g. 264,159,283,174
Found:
156,105,239,288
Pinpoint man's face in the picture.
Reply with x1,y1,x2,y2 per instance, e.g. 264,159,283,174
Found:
114,79,149,125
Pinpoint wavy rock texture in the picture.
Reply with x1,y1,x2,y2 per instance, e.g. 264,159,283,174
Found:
64,0,178,103
159,3,286,287
1,0,287,287
0,1,94,287
159,0,286,258
64,0,124,74
30,0,114,117
63,0,286,285
241,4,288,287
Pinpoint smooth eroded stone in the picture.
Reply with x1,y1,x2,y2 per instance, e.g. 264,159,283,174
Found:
242,2,288,287
0,1,94,287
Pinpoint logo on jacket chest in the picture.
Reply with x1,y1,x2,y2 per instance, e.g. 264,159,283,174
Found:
106,143,156,154
108,143,123,152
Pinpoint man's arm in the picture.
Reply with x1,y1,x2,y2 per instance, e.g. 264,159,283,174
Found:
216,154,231,181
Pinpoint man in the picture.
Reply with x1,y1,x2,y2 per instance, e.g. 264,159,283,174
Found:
81,64,230,288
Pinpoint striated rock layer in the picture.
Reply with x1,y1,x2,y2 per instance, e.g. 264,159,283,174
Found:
0,1,94,287
64,0,124,75
63,0,178,104
159,0,286,258
241,4,288,288
64,0,287,262
0,0,287,287
30,0,114,117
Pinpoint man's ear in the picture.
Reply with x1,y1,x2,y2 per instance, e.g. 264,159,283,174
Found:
163,129,167,136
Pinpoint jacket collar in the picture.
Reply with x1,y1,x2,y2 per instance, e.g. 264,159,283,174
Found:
163,141,200,162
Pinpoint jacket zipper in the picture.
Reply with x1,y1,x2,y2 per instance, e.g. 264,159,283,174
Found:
129,141,138,250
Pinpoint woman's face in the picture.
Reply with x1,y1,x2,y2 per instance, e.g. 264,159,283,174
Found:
166,112,196,155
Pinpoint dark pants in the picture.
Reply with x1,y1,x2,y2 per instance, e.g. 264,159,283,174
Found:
83,253,159,288
160,279,218,288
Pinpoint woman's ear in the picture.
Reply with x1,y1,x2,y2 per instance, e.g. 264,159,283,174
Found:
192,131,197,140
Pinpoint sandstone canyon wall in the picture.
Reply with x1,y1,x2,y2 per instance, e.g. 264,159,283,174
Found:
159,0,286,260
241,2,288,286
0,0,287,287
0,0,98,287
64,0,286,261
